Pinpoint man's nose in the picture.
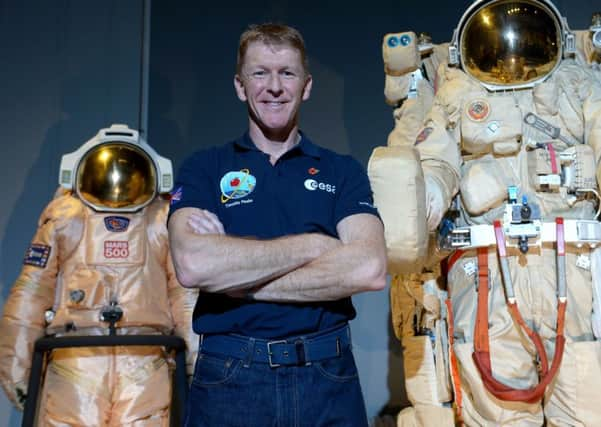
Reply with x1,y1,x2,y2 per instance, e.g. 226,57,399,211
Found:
267,73,283,93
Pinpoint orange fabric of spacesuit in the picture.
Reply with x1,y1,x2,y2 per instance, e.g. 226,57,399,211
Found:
0,192,197,425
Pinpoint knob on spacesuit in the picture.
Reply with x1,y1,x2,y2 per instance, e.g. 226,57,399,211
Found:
448,0,574,90
58,124,173,212
591,12,601,50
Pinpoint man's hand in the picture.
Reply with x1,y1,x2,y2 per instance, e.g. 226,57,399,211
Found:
186,210,225,235
248,213,387,302
168,207,342,292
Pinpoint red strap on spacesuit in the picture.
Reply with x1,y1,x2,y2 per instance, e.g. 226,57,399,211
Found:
473,248,490,354
445,298,463,423
445,249,465,274
471,220,567,403
441,256,464,423
547,143,558,175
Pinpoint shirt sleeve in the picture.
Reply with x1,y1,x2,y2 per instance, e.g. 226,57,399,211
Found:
168,148,219,220
334,155,381,225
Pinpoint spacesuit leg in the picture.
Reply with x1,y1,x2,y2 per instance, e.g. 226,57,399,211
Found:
543,250,601,427
111,346,171,427
38,348,112,426
447,252,543,427
38,346,171,427
391,274,454,427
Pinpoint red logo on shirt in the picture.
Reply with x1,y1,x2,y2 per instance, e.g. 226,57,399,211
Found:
308,167,319,175
230,178,241,187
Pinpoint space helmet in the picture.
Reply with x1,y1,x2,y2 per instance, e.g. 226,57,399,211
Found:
448,0,575,90
59,124,173,212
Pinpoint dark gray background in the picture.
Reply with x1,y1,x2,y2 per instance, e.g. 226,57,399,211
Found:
0,0,596,424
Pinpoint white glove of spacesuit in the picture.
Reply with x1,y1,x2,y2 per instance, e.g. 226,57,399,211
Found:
424,175,445,232
4,380,28,411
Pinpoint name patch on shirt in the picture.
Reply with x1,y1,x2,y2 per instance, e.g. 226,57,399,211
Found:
24,243,51,268
220,169,256,203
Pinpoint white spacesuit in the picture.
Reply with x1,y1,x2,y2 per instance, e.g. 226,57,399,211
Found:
370,1,601,425
0,125,198,426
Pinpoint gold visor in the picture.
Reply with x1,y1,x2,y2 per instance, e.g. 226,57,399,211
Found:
76,143,157,211
461,0,561,87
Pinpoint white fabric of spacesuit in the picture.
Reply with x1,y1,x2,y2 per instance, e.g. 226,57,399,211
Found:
0,125,198,426
372,32,456,427
372,1,601,426
575,17,601,83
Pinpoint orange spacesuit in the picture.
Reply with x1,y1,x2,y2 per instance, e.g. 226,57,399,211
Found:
0,125,197,426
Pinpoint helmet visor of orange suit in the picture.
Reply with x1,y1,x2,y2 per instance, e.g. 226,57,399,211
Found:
76,142,157,212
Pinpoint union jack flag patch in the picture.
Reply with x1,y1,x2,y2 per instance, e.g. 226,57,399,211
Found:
170,186,183,205
23,243,51,268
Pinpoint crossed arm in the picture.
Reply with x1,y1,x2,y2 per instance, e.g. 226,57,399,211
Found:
167,207,387,302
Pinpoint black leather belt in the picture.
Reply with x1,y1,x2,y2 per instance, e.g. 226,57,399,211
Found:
199,324,351,368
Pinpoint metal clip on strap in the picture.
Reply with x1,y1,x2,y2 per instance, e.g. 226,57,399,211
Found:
471,219,567,403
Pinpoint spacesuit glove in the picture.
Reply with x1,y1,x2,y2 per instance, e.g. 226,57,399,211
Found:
7,381,28,411
424,175,445,232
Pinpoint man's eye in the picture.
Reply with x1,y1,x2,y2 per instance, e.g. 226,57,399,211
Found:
281,71,296,78
252,71,267,79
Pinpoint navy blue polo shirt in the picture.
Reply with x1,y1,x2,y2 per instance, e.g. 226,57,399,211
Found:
169,131,380,339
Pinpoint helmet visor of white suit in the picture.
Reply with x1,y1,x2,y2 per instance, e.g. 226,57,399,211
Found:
460,0,562,88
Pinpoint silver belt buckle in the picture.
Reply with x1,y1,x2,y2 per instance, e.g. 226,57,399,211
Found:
267,340,286,368
443,228,471,249
576,220,601,243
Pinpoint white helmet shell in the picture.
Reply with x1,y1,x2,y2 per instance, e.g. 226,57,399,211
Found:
59,124,173,212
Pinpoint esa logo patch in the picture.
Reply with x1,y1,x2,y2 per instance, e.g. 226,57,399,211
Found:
220,169,256,203
23,244,51,268
304,179,336,193
104,216,130,232
104,241,129,258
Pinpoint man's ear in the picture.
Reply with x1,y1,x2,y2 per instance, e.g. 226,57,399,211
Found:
302,74,313,101
234,74,248,102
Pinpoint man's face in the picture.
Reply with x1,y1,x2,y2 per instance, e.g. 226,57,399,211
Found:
234,41,312,137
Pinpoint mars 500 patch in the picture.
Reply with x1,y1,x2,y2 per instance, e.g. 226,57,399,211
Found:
104,241,130,258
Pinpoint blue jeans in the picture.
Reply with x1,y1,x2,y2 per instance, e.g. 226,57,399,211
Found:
184,325,369,427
